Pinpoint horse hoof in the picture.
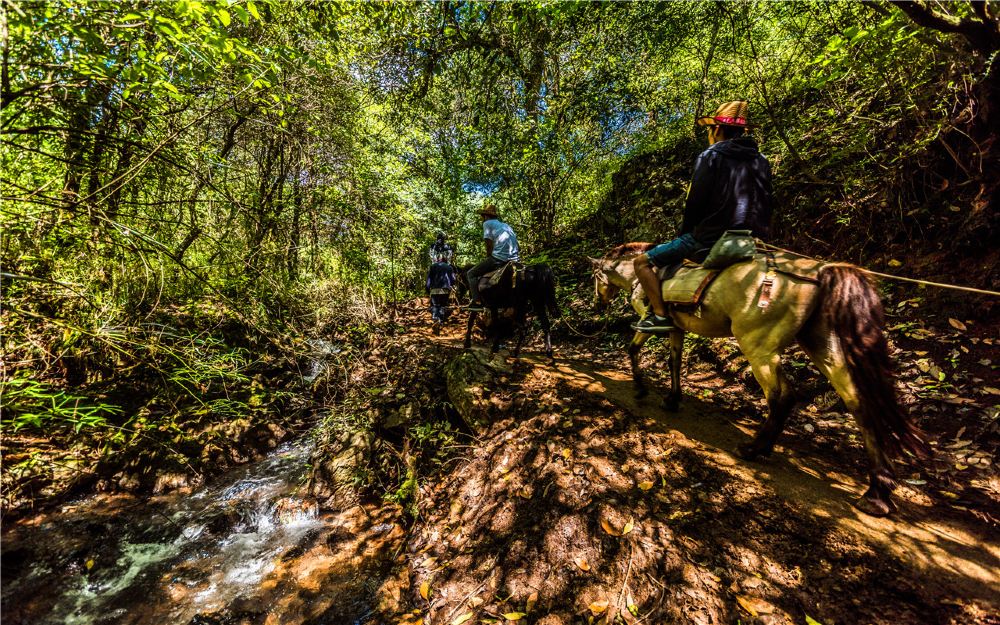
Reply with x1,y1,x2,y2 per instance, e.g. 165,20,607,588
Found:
853,496,895,517
736,443,761,460
662,398,680,412
634,387,648,400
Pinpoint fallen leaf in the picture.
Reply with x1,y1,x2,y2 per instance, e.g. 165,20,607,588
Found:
736,595,759,618
627,603,639,617
805,616,825,625
888,259,903,267
503,613,526,621
638,480,654,491
983,387,1000,396
562,448,572,460
526,592,538,613
419,581,430,600
735,596,758,617
574,556,591,571
85,559,95,570
452,612,474,625
588,600,610,615
948,318,967,331
622,518,635,535
600,518,620,536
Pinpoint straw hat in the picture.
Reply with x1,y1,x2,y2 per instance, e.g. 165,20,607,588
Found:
479,203,498,219
696,101,755,127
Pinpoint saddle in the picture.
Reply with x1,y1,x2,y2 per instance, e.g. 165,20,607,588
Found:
653,230,759,306
481,261,523,291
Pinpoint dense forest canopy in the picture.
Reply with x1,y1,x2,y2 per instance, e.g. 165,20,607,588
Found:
2,0,998,466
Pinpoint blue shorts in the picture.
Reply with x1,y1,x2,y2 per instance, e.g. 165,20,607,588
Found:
645,233,702,269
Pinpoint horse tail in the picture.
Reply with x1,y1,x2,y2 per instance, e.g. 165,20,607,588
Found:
539,264,561,318
817,265,930,460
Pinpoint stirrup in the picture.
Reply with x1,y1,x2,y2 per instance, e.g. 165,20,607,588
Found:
631,313,675,334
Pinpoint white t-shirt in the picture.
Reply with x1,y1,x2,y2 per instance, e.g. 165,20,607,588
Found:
483,219,520,262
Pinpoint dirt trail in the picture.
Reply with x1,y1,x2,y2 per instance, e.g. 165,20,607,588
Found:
534,356,999,607
417,318,998,624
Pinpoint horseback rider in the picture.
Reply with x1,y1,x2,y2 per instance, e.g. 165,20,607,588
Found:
632,101,774,333
429,232,454,264
426,253,457,326
466,203,520,312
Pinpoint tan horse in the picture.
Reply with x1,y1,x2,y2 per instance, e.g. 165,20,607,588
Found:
590,243,930,516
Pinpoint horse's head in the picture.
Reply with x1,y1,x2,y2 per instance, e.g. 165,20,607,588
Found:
589,257,620,311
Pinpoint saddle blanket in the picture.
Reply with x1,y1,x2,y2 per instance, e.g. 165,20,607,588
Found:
656,262,719,305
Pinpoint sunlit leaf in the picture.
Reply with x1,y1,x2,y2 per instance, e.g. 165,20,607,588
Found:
588,600,609,615
735,596,758,617
600,518,620,536
452,612,474,625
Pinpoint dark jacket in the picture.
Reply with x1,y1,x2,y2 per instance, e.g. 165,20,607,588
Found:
426,261,456,291
681,136,774,246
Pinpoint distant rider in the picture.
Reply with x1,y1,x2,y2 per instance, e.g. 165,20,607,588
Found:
426,254,457,326
466,203,520,312
429,232,454,264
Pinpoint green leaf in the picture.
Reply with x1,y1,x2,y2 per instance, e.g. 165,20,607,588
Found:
232,5,249,25
246,1,260,20
218,9,231,27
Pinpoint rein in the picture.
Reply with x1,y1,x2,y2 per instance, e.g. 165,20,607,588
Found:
558,310,611,338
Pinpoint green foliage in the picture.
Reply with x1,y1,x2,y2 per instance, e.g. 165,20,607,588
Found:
0,373,122,434
2,1,996,503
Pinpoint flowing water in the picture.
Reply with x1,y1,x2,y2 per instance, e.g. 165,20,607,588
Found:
1,435,398,625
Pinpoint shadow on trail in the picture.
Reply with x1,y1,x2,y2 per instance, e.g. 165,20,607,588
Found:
539,357,1000,610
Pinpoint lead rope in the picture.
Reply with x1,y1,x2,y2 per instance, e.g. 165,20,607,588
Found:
756,241,1000,297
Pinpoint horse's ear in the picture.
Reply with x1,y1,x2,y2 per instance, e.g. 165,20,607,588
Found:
587,257,601,266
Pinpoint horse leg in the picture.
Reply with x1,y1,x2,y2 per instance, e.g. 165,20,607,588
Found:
735,349,796,461
628,331,653,398
537,308,554,363
512,310,528,359
663,329,685,412
799,333,897,516
464,310,477,349
490,308,502,354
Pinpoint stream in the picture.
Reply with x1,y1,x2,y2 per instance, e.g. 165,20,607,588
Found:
2,340,405,625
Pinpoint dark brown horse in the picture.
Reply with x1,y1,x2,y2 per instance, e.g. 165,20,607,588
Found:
464,262,560,362
591,244,930,516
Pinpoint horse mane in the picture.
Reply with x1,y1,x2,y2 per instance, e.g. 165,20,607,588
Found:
604,242,655,259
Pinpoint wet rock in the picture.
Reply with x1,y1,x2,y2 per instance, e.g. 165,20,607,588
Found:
445,351,510,433
383,401,420,429
153,472,189,494
309,429,373,509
